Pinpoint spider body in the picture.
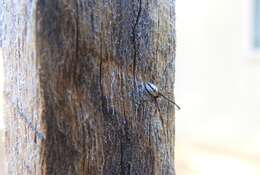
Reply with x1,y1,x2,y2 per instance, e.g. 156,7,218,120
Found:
144,82,160,98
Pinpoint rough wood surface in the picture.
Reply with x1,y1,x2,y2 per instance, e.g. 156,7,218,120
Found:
2,0,176,174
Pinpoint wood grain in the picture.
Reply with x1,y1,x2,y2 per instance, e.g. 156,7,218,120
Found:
2,0,176,174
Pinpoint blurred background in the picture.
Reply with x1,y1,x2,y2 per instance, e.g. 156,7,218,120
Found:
175,0,260,174
0,48,6,172
1,0,260,174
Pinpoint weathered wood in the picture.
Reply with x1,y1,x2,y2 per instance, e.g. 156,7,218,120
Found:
2,0,176,174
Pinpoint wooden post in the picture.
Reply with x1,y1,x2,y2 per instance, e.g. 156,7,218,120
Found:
2,0,176,174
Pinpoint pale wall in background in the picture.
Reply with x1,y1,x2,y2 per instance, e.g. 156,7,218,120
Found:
0,49,4,129
175,0,260,174
0,49,6,174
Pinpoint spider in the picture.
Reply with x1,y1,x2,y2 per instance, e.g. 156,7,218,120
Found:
144,82,181,111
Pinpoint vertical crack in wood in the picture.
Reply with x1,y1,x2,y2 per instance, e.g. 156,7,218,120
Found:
132,0,142,88
99,15,106,175
120,136,125,175
128,163,131,175
99,19,104,127
75,0,79,83
81,120,87,174
155,7,160,73
120,72,126,175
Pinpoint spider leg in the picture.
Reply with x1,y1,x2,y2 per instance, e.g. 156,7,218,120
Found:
154,97,167,136
154,98,164,126
159,93,181,110
154,98,160,112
